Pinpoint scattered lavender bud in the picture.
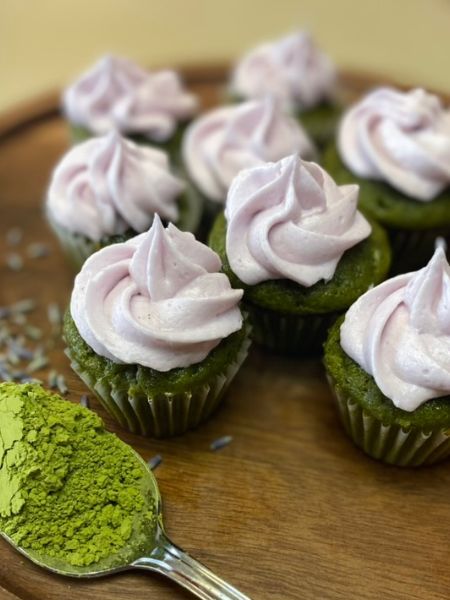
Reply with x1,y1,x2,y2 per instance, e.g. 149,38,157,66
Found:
9,342,34,361
6,253,23,271
11,313,27,326
20,376,43,384
210,435,233,451
7,349,21,366
27,243,50,259
79,394,90,408
24,325,43,341
56,374,68,395
47,369,58,389
27,354,49,374
12,299,36,314
0,366,13,381
47,303,62,327
147,455,163,471
6,227,23,246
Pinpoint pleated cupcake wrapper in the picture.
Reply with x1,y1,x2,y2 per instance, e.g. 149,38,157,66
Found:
327,374,450,467
47,216,100,270
65,335,251,438
245,302,339,355
388,227,450,275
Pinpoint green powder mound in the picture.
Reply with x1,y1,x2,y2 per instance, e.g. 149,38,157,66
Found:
323,143,450,230
324,318,450,430
0,383,157,569
208,212,391,315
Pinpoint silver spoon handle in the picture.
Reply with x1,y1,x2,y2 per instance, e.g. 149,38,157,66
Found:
132,532,251,600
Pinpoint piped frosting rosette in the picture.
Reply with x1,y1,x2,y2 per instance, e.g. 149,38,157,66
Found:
63,55,198,141
225,154,371,287
182,97,315,202
47,132,185,242
341,246,450,411
230,31,336,111
338,87,450,201
70,216,244,372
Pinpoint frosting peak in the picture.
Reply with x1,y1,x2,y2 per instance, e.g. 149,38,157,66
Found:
182,98,316,202
338,87,450,200
341,247,450,411
230,31,336,110
71,216,243,371
63,55,198,141
225,154,371,287
46,132,185,241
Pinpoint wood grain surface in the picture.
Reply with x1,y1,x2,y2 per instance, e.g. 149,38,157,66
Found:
1,68,450,600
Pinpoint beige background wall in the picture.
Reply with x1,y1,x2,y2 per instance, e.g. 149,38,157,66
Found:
1,0,449,114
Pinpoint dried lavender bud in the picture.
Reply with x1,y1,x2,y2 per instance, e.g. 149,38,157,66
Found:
147,455,163,471
6,253,23,271
6,227,23,246
210,435,233,451
27,243,50,259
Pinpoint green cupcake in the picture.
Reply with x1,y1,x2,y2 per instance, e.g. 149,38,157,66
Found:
64,216,250,437
324,247,450,466
209,154,391,355
324,87,450,274
228,30,341,146
62,55,199,164
46,132,202,269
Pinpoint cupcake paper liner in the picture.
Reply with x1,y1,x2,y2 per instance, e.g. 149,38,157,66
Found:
47,214,103,269
327,374,450,467
388,227,450,275
65,335,251,437
245,301,339,355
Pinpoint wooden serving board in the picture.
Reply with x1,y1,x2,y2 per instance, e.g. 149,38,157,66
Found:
1,67,449,600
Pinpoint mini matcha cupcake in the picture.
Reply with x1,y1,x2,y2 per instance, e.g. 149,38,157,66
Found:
229,30,341,146
46,132,202,268
324,87,450,273
209,154,391,355
324,246,450,466
64,215,250,437
62,55,198,163
182,96,316,237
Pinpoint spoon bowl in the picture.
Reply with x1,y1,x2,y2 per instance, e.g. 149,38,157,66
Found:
1,449,250,600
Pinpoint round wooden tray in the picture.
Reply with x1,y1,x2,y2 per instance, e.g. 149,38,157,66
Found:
1,67,449,600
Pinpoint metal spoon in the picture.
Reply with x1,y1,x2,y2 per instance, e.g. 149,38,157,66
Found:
1,450,251,600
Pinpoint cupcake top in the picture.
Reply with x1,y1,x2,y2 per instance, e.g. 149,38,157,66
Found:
63,55,198,141
225,154,371,287
338,87,450,201
70,216,243,371
341,246,450,411
46,132,185,241
230,31,336,111
182,97,315,203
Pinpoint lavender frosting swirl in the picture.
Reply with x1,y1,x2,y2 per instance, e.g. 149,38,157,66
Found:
70,216,244,371
341,247,450,411
47,132,185,241
225,155,371,287
338,87,450,201
182,97,315,203
230,31,336,110
63,55,198,141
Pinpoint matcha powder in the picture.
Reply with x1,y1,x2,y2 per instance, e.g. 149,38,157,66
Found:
0,383,156,568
